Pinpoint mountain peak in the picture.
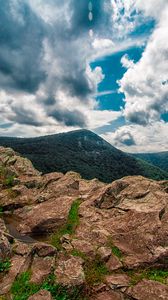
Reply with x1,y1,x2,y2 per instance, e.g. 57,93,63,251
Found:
0,130,167,182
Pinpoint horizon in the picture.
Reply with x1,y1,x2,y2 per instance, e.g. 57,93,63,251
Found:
0,0,168,153
0,128,167,154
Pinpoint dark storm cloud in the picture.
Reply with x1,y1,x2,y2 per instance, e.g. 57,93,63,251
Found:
0,0,112,129
9,105,43,127
0,0,46,93
49,108,87,127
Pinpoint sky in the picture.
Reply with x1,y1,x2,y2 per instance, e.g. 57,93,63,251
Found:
0,0,168,153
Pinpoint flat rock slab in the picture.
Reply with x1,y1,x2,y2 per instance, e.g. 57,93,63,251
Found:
16,195,75,234
127,279,168,300
105,274,130,289
90,291,124,300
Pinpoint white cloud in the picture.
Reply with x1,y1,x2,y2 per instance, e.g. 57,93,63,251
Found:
119,1,168,125
87,110,121,129
102,121,168,153
121,54,134,69
136,0,167,19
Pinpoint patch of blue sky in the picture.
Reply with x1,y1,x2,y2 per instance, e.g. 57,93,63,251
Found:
161,113,168,122
91,47,143,111
129,18,155,38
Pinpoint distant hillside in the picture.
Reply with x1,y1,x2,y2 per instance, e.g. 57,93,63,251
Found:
132,151,168,173
0,129,167,183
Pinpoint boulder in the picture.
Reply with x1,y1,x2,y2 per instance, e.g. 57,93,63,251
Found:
127,279,168,300
33,243,57,257
30,256,55,284
106,255,122,271
97,246,111,262
16,195,76,234
105,274,130,289
13,241,31,256
55,255,85,286
28,290,53,300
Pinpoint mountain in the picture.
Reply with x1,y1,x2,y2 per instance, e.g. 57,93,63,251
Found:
0,129,168,183
132,151,168,173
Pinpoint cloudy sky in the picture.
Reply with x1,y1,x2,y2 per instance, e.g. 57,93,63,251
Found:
0,0,168,153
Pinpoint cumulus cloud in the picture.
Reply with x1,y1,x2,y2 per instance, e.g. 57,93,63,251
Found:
119,0,168,125
0,0,114,135
102,121,168,153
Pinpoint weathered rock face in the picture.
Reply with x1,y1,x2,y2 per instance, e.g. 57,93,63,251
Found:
0,147,168,299
55,255,85,286
127,279,168,300
76,175,168,269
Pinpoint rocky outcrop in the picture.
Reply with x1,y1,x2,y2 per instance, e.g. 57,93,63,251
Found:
0,147,168,299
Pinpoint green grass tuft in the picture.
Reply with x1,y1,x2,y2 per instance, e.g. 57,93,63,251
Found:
11,272,39,300
51,199,81,250
111,246,123,259
71,249,87,261
106,237,123,259
11,272,87,300
4,175,15,187
128,269,168,286
84,255,109,285
0,258,11,273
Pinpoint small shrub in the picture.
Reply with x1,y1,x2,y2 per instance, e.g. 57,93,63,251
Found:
0,258,11,273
